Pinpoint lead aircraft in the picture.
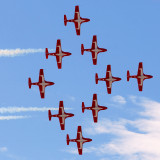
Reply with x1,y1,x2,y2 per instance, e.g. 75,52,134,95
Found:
95,65,121,94
48,101,74,130
127,62,153,91
82,94,107,123
64,5,90,35
81,35,107,65
45,39,71,69
28,69,54,98
66,126,92,155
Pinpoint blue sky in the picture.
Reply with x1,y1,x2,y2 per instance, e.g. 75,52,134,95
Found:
0,0,160,160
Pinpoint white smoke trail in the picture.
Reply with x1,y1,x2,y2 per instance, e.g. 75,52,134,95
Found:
0,48,44,57
0,107,72,114
0,116,30,120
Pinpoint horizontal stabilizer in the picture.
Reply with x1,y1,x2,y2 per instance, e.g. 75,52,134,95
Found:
127,70,130,81
45,48,49,59
82,102,85,113
66,134,70,145
48,110,52,121
81,44,84,55
28,78,32,89
64,15,67,26
95,73,98,84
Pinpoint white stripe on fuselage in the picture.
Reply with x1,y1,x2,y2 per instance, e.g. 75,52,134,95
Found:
77,133,87,148
38,75,50,93
74,12,85,29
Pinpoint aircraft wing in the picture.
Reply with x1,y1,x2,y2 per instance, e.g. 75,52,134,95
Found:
92,35,97,49
77,126,82,139
137,78,143,91
92,110,98,123
106,81,112,94
76,126,83,155
77,142,83,155
59,101,64,115
56,39,62,53
92,94,97,107
74,6,80,19
91,51,98,65
39,85,45,98
137,62,143,76
39,69,44,83
106,65,111,78
39,69,45,98
56,56,62,69
58,117,65,130
74,22,81,35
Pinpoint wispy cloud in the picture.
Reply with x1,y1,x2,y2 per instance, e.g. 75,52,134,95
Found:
0,147,8,152
82,96,160,160
0,116,30,120
111,95,126,105
0,48,44,57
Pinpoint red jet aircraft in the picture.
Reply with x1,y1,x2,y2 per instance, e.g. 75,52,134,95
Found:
64,5,90,35
66,126,92,155
28,69,54,98
48,101,74,130
95,65,121,94
127,62,153,91
81,35,107,65
45,39,71,69
82,94,107,123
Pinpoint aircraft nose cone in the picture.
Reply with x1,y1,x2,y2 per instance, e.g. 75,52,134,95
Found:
88,138,92,142
104,48,107,52
150,75,153,79
51,82,55,85
87,19,90,22
117,78,121,81
70,113,74,117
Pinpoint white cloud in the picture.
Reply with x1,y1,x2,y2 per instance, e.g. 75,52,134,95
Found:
0,147,8,152
69,96,76,102
0,116,30,120
0,48,44,57
0,107,71,114
82,96,160,160
111,95,126,105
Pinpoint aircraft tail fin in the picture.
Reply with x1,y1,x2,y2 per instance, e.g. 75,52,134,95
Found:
48,110,52,121
66,134,70,145
64,15,67,26
45,48,49,59
95,73,99,84
28,78,32,89
127,70,130,81
81,44,84,55
82,102,85,113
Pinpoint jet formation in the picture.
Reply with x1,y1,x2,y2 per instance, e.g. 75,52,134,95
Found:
27,5,153,156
